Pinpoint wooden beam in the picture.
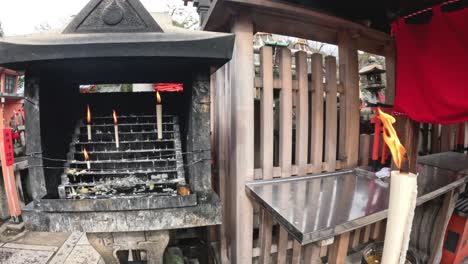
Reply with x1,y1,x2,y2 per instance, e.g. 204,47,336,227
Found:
291,240,302,264
303,243,322,264
338,31,360,168
229,11,255,263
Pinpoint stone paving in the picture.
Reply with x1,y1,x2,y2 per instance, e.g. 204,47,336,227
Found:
0,232,102,264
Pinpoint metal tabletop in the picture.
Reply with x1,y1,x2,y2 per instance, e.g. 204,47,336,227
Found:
246,152,468,245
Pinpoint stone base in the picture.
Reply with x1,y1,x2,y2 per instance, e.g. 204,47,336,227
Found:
87,231,169,264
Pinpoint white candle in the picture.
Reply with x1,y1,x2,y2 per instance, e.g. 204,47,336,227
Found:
86,160,91,170
114,124,119,148
381,171,418,264
156,104,163,139
156,91,163,139
112,110,119,148
87,104,92,141
87,125,91,141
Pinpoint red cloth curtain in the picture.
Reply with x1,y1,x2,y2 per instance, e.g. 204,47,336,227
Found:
392,4,468,124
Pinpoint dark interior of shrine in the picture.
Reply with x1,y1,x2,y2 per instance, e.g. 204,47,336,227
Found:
32,58,210,199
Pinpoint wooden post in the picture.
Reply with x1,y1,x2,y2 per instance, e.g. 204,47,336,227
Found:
338,31,360,168
401,117,419,173
229,11,255,263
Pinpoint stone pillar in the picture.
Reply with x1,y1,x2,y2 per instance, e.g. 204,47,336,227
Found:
187,71,211,192
24,75,46,200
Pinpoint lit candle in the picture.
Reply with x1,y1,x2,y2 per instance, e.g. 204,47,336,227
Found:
113,110,119,148
83,147,91,170
377,109,418,264
86,104,92,141
156,91,163,139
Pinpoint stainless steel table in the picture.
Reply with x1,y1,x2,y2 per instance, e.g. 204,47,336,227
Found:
246,152,468,245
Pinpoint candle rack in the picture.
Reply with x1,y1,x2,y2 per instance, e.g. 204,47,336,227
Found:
58,114,185,199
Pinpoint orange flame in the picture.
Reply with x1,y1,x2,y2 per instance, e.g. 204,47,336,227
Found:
112,110,118,125
377,108,406,169
86,105,91,124
83,148,89,161
156,91,161,104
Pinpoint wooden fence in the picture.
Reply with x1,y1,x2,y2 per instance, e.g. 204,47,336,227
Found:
210,5,395,264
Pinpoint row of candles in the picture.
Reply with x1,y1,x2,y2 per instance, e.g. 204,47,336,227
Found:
83,91,163,170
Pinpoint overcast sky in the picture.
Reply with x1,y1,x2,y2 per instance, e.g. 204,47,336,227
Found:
0,0,191,36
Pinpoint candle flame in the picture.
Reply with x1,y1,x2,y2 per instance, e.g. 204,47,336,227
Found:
83,148,89,161
86,105,91,124
377,108,406,169
156,91,161,104
112,110,118,125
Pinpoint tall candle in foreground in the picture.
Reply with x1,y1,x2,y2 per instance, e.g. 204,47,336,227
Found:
86,105,92,141
83,148,91,170
113,110,119,148
377,109,418,264
156,91,163,139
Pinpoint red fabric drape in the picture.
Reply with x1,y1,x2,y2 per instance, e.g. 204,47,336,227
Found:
392,4,468,124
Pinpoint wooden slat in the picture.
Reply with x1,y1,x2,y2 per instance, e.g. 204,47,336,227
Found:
338,31,360,169
359,134,371,166
277,47,292,263
303,243,322,264
229,12,254,263
371,221,382,241
440,125,452,152
431,124,440,154
253,160,346,178
428,190,457,263
277,226,289,264
362,225,371,244
295,51,309,176
309,53,324,171
328,232,350,264
324,56,338,172
351,228,362,249
258,46,274,264
291,240,302,264
254,77,344,93
279,47,293,177
258,209,273,264
260,46,274,180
